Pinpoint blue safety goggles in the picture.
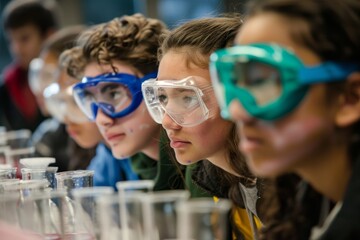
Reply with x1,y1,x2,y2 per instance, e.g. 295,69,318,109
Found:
73,72,157,120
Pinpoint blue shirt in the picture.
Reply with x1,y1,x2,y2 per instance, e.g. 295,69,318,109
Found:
87,143,139,189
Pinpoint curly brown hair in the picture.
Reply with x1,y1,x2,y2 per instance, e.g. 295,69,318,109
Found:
60,14,167,79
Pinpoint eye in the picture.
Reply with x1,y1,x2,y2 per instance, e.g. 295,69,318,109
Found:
182,95,198,108
82,90,96,102
158,88,168,105
101,84,127,102
158,94,168,105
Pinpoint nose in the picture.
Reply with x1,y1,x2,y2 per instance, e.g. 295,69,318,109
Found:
162,113,181,130
228,99,255,124
95,108,114,129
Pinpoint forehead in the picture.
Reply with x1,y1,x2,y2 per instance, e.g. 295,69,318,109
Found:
158,50,210,84
83,61,139,78
7,24,41,39
236,13,321,65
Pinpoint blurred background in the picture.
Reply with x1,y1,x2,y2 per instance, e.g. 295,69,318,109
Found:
0,0,248,81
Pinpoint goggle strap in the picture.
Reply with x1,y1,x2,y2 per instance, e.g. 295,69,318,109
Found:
299,62,360,84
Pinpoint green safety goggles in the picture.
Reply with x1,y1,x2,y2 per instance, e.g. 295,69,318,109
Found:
210,43,360,121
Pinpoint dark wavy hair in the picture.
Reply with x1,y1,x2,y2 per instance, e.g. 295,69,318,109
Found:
243,0,360,239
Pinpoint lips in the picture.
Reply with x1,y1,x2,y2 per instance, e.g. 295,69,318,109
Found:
168,136,191,149
66,127,79,138
105,132,126,143
240,132,265,153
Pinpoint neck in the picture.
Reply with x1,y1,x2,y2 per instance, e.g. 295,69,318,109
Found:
141,132,161,161
208,150,239,177
296,142,351,202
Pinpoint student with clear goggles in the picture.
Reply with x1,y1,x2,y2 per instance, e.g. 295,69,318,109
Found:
43,83,89,124
142,76,215,127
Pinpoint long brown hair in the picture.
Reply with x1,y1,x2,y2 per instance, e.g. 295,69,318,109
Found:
160,14,256,203
244,0,360,239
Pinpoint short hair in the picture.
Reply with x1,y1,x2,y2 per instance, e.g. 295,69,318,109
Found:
41,25,87,58
2,0,58,35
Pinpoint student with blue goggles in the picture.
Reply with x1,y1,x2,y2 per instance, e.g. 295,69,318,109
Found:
66,14,185,192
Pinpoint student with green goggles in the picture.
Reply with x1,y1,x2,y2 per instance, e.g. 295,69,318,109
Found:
210,43,360,121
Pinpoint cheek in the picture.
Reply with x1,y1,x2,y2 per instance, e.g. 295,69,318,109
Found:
270,116,330,150
122,104,157,135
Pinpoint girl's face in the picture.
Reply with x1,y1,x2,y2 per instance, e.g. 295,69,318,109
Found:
230,13,338,177
83,61,161,159
57,70,103,149
158,51,233,168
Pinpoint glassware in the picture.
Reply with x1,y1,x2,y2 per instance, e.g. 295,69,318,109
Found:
19,189,69,239
72,187,114,239
20,158,58,189
97,193,144,240
55,170,94,193
176,198,232,240
0,165,17,179
116,180,155,240
0,191,22,226
141,190,190,240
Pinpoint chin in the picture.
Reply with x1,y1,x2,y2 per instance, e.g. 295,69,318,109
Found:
112,147,132,159
248,158,290,178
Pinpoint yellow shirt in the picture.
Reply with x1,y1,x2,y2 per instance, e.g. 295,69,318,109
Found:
213,196,262,240
232,207,262,240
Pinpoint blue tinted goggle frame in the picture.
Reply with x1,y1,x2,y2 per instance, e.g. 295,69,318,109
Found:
73,72,157,120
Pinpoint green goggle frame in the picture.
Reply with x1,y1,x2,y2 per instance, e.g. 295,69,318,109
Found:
210,43,360,121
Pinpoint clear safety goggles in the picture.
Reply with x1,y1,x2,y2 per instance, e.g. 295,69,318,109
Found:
43,83,89,124
28,58,58,95
210,43,360,121
141,76,214,127
72,72,157,120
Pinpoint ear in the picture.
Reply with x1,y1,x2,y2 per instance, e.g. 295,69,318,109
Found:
335,72,360,127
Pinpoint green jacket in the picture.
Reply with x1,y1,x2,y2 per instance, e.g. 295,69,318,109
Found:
130,130,184,191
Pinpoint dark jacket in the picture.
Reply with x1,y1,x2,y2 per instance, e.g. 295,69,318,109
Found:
319,155,360,240
0,64,46,132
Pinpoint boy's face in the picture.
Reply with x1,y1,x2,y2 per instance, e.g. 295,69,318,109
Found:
6,24,46,70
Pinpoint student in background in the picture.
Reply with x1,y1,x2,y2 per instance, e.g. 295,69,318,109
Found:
0,0,57,132
30,25,87,172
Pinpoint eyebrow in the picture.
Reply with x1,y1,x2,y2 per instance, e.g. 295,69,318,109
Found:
100,83,121,94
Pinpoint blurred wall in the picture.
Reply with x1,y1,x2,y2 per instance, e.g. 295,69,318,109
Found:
0,0,247,79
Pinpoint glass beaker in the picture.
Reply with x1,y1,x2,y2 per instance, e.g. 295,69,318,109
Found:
97,192,145,240
55,170,94,193
72,187,114,239
176,198,232,240
141,190,190,240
